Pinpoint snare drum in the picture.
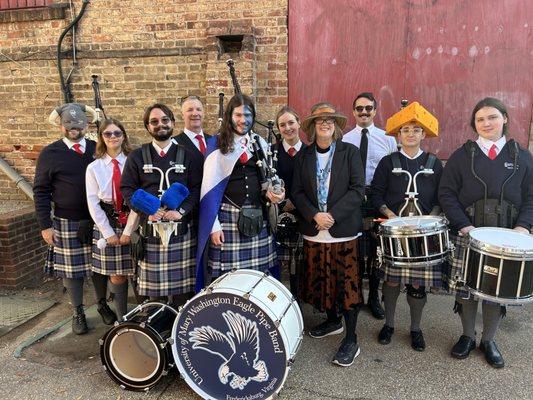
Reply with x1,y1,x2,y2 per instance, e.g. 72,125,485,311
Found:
378,216,450,268
100,301,177,391
462,227,533,304
171,269,303,400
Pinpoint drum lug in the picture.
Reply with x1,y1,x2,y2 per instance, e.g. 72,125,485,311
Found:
167,337,174,346
376,247,383,265
243,293,250,299
274,320,281,328
98,338,104,345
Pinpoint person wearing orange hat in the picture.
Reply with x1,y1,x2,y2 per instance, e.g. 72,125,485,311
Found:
292,102,365,366
370,101,443,351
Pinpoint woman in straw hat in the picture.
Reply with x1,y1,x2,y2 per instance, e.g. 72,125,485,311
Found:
292,102,365,367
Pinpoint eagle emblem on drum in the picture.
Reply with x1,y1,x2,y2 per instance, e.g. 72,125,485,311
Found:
189,310,269,390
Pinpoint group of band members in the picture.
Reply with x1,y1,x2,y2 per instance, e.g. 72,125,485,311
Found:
34,93,532,370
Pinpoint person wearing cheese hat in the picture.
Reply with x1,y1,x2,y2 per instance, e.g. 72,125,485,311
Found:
370,101,444,351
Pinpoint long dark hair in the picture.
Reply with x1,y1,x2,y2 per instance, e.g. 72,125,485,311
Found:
218,94,256,154
470,97,509,135
95,118,132,159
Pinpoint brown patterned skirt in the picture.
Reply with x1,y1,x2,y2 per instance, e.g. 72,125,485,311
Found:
301,238,363,312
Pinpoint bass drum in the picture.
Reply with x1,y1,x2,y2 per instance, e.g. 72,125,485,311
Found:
100,301,177,391
172,269,303,399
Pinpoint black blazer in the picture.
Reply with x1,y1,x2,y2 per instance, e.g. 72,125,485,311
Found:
291,139,365,237
172,131,212,156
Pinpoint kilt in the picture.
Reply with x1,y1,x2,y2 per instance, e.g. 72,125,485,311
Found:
208,202,277,278
276,233,304,263
378,261,446,289
91,226,134,276
44,217,92,279
137,222,196,297
301,238,363,313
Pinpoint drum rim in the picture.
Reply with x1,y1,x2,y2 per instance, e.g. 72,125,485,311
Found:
100,321,171,390
465,288,533,305
469,227,533,257
379,216,448,234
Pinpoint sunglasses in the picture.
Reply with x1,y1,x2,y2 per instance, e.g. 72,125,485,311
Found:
149,117,172,126
102,130,124,138
315,118,335,125
354,105,374,113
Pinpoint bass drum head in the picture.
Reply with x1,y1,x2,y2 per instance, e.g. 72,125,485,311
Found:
172,291,289,399
469,227,533,256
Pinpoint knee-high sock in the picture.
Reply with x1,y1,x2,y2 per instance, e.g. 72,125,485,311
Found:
343,308,359,343
407,292,427,332
63,277,84,309
382,283,401,328
481,302,503,342
456,295,478,339
91,272,108,302
108,280,128,320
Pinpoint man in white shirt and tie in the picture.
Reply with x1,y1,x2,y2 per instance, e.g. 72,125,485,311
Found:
172,95,211,157
343,92,397,319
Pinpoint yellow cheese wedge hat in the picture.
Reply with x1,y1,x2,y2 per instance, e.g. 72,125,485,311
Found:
385,101,438,137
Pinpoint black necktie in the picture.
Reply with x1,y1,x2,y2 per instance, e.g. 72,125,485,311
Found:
360,128,368,170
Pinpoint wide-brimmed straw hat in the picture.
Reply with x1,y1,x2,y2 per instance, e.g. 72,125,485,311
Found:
300,103,347,135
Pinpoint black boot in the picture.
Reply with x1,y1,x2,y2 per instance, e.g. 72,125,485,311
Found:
72,305,88,335
368,274,384,320
378,324,394,345
97,298,117,325
451,335,476,359
479,341,504,368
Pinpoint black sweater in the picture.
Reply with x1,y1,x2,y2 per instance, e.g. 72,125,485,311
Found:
275,142,306,203
371,151,443,215
33,139,96,230
438,140,533,232
120,143,203,222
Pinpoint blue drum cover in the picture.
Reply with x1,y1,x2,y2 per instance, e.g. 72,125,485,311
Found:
173,292,288,399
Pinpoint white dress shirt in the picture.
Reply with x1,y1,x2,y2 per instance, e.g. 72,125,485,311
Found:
152,141,173,156
476,135,506,157
183,128,206,152
343,124,397,185
63,137,87,153
86,152,138,238
282,139,302,154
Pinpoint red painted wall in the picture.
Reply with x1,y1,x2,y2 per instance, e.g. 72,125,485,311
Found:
288,0,532,158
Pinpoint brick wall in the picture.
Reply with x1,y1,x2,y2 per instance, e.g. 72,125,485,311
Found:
0,0,288,200
0,206,47,289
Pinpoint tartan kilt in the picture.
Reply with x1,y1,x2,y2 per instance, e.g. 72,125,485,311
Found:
301,238,363,312
137,222,197,297
377,260,446,289
91,226,134,276
276,233,304,263
44,217,92,279
208,202,278,278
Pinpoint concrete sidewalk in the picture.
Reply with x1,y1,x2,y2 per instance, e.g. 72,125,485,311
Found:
0,283,531,400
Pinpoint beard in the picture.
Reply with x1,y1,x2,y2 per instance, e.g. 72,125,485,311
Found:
64,129,84,141
149,126,173,141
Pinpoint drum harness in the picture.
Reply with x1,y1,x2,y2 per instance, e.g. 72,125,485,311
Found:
463,140,519,229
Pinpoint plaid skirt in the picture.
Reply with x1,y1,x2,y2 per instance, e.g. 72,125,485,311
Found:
208,202,278,278
301,238,363,312
91,226,134,276
276,233,304,263
378,261,446,289
44,217,92,279
137,222,196,297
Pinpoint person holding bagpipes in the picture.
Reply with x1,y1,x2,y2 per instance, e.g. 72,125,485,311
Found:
371,102,443,351
34,103,100,335
85,118,139,322
120,103,204,307
194,94,285,291
273,106,306,298
292,102,365,367
439,97,533,368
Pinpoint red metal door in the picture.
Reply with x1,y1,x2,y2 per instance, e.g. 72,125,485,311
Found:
288,0,532,158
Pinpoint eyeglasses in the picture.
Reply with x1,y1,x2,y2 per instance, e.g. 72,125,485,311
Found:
354,105,374,113
399,127,423,134
315,118,335,125
102,130,124,138
149,117,171,126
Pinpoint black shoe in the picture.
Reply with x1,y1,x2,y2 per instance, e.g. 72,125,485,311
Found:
72,305,88,335
368,296,385,320
97,299,117,325
309,320,344,338
410,330,426,351
451,335,476,359
479,341,505,369
378,325,394,345
332,339,360,367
